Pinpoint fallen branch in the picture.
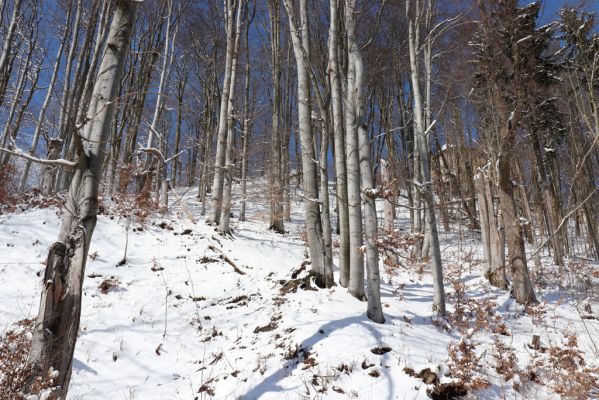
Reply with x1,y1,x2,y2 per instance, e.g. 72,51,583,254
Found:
207,244,246,275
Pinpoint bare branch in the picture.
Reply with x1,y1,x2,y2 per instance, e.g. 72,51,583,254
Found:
0,147,77,167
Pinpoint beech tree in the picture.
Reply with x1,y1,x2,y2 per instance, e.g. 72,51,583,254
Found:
26,2,136,397
282,0,327,286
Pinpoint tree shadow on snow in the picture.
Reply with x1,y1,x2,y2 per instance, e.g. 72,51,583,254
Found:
241,315,397,400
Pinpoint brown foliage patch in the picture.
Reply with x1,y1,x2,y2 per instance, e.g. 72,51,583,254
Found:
0,319,57,399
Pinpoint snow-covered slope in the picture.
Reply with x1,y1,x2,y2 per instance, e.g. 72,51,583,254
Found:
1,187,598,399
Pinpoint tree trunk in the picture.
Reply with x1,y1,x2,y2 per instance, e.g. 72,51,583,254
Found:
27,2,135,397
319,118,335,287
498,151,536,304
344,0,365,300
328,0,350,288
407,0,445,315
282,0,326,283
209,0,237,225
268,0,285,233
476,168,508,289
240,14,251,222
352,28,384,322
218,0,244,235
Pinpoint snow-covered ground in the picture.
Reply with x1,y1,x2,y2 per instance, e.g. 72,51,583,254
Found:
1,183,598,399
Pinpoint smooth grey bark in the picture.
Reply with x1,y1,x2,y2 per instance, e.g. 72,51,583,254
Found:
268,0,285,233
240,16,251,222
209,0,237,225
345,0,365,300
282,0,326,283
407,0,446,315
352,28,384,323
172,64,189,187
219,0,244,235
328,0,350,287
27,2,135,398
381,160,395,231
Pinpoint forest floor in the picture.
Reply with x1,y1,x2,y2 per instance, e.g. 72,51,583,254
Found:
1,181,598,399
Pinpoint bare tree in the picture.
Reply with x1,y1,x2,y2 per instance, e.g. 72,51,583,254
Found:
282,0,327,285
328,0,350,287
209,0,238,225
406,0,446,315
26,2,136,397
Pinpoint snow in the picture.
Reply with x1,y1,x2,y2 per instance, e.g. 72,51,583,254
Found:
1,183,598,399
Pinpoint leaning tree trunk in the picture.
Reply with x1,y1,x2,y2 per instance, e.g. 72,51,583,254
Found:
26,2,135,398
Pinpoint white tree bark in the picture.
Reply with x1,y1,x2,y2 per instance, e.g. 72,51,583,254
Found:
352,24,384,322
328,0,350,287
218,0,244,235
345,0,365,300
282,0,326,283
209,0,238,225
407,0,446,316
